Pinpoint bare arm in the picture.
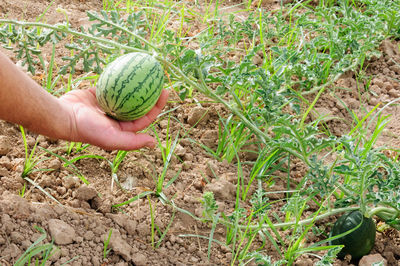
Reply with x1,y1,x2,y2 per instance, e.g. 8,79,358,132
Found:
0,50,168,150
0,51,70,139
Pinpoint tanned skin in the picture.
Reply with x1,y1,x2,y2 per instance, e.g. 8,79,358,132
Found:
0,50,168,151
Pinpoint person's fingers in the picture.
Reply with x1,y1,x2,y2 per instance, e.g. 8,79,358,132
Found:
120,89,169,132
88,86,96,96
89,130,156,151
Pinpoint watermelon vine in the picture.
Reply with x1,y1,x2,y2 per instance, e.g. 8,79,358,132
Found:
1,1,400,262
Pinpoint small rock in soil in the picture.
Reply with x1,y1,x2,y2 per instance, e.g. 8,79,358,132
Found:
241,144,259,161
183,152,193,162
107,213,137,235
0,166,8,177
10,231,24,243
104,229,132,261
57,186,67,195
359,254,387,266
107,213,127,227
0,135,12,155
49,248,62,262
388,88,400,98
3,243,21,259
75,184,97,201
382,40,397,57
91,257,101,266
369,97,379,106
345,98,359,109
205,179,236,201
0,155,12,170
69,199,81,208
20,240,32,250
83,231,95,243
63,175,81,189
48,158,62,170
132,253,148,266
123,220,137,235
389,64,400,75
159,120,169,129
174,143,186,157
187,106,209,126
0,235,6,245
26,135,36,147
384,242,400,256
48,219,76,245
40,174,54,187
382,251,396,265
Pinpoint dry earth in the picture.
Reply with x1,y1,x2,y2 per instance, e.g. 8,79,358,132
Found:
0,0,400,265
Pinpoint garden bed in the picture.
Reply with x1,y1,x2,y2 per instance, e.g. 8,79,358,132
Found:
0,0,400,265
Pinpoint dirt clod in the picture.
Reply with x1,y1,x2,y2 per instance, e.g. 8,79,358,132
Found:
205,179,236,201
0,135,12,155
48,219,76,245
105,229,132,262
187,106,209,126
359,253,387,266
75,184,97,201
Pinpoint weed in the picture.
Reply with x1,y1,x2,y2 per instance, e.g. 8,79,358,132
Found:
20,126,51,178
14,227,58,266
103,228,113,259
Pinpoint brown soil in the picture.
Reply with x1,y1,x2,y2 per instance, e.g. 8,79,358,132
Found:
1,0,400,265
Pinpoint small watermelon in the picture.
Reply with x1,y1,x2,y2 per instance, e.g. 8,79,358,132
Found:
96,52,164,121
329,211,376,260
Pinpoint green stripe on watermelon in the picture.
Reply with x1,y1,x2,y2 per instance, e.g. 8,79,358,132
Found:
96,52,164,121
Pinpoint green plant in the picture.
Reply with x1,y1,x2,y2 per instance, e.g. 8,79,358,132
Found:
41,147,90,185
20,126,51,178
65,141,90,155
152,115,181,196
148,195,176,248
109,150,129,190
14,227,58,266
103,228,113,259
19,183,27,197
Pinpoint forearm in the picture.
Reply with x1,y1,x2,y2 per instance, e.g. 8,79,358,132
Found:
0,50,71,140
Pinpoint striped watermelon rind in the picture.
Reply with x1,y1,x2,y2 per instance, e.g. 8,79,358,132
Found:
96,52,164,121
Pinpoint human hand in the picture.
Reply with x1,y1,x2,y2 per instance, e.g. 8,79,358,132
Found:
59,87,168,150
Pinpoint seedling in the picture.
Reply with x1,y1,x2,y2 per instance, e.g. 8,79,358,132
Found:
103,228,113,259
14,227,58,266
20,126,52,178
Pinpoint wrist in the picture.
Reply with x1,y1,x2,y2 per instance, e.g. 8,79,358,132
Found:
53,98,78,142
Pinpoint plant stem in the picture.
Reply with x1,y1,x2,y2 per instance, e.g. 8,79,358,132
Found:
367,206,399,219
0,19,146,53
159,58,270,143
87,11,158,51
301,60,361,96
171,197,358,231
